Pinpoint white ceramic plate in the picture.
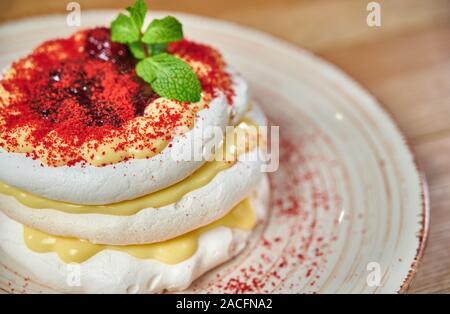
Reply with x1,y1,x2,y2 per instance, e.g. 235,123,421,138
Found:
0,11,428,294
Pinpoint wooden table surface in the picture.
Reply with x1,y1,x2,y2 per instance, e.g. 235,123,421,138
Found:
0,0,449,293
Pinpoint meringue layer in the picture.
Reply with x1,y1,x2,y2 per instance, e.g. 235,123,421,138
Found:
0,104,267,245
0,71,249,205
0,177,269,294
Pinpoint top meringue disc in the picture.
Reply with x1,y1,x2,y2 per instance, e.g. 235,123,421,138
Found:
0,28,250,205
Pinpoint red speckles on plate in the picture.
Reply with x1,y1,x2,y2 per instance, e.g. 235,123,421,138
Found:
188,125,343,293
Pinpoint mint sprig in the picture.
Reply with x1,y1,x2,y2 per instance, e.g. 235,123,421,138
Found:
137,53,202,103
110,13,140,43
110,0,201,103
126,0,146,30
128,41,146,59
142,16,183,44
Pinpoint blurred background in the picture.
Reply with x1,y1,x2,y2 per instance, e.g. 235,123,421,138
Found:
0,0,449,293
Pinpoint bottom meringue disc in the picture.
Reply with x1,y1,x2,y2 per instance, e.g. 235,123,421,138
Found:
0,176,269,294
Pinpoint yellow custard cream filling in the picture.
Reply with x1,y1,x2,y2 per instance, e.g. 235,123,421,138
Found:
24,199,256,264
0,160,232,216
0,120,260,216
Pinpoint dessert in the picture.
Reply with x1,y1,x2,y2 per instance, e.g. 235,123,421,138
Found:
0,1,270,293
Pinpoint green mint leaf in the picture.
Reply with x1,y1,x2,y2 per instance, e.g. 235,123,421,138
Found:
136,58,156,83
110,13,140,44
149,43,168,56
128,42,146,59
126,0,147,30
137,53,201,102
142,16,183,44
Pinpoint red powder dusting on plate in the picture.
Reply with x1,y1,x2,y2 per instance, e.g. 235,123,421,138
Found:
223,278,255,293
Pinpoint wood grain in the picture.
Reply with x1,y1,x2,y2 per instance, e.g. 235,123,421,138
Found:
0,0,449,293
